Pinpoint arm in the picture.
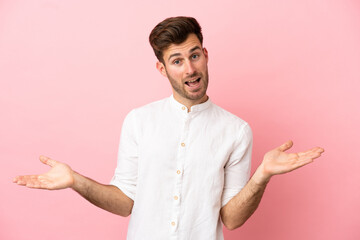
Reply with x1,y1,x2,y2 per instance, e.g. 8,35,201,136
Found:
13,156,134,217
220,140,324,230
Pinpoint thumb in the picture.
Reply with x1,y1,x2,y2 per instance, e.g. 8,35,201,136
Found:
276,140,293,152
39,155,57,167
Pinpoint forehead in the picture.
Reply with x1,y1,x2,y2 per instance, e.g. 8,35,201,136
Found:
163,34,202,60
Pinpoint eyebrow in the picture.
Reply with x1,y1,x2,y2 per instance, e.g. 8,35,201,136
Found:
167,46,202,62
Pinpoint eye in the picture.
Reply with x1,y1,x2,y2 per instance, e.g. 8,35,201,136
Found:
192,54,199,60
173,59,181,65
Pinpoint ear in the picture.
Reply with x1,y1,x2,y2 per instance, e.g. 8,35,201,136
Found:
203,47,209,63
156,61,167,77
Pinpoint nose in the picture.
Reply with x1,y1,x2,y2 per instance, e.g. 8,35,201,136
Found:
185,60,196,76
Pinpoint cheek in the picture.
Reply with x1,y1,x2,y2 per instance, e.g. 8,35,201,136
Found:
168,68,184,79
199,59,208,69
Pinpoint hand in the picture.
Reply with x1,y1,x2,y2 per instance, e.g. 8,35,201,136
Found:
254,140,324,184
13,156,74,190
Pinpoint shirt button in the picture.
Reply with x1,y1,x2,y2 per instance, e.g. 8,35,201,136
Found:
176,170,181,174
182,106,186,110
181,143,185,147
174,196,179,200
171,221,176,226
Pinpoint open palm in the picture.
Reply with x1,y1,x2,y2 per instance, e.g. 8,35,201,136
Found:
262,140,324,178
13,156,74,190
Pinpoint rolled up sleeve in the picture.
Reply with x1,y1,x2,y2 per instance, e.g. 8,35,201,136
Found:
221,123,253,207
110,110,138,201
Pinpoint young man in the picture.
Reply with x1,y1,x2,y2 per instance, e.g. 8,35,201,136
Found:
13,16,324,240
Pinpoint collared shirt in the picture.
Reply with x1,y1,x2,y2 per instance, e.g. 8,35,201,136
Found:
110,95,252,240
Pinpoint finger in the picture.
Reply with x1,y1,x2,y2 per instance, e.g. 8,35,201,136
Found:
297,152,323,163
316,147,325,153
25,177,40,188
298,147,324,156
13,175,25,184
13,175,37,185
13,176,19,183
277,140,293,152
308,151,323,160
26,180,46,189
298,147,325,159
293,158,314,170
13,174,32,183
39,155,57,167
27,177,54,189
15,175,51,189
25,180,44,189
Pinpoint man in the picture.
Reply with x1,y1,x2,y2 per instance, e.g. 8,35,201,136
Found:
13,16,324,239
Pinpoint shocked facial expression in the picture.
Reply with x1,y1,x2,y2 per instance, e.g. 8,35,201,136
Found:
156,34,209,107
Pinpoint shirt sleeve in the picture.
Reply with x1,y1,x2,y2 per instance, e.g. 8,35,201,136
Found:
110,109,139,201
221,123,253,207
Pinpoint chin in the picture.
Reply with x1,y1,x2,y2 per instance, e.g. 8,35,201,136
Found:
187,92,207,101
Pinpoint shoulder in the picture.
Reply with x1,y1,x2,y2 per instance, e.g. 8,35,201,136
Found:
210,103,250,128
213,104,253,146
125,97,169,119
121,97,169,133
207,102,252,143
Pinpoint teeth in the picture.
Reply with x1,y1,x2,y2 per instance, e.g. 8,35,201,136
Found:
188,78,199,83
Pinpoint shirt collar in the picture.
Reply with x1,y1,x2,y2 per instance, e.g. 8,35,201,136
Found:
169,95,212,113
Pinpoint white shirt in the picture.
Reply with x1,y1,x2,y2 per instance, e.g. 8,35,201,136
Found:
110,96,252,240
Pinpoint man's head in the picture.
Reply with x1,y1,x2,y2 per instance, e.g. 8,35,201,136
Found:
149,16,209,109
149,16,203,64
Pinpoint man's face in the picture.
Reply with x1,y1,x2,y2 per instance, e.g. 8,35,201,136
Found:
156,34,209,107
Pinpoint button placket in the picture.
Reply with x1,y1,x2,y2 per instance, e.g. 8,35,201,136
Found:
171,113,190,236
173,190,180,206
170,218,178,233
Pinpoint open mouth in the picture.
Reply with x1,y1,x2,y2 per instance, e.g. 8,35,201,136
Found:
185,77,201,86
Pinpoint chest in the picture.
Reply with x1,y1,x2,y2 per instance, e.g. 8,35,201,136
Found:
137,114,236,179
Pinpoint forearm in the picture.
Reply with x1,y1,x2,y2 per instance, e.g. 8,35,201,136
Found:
220,141,324,230
71,172,134,217
221,164,270,230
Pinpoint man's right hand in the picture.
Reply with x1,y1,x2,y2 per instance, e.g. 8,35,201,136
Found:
13,155,74,190
13,155,134,216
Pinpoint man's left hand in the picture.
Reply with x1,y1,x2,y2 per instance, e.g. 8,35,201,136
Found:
253,140,324,185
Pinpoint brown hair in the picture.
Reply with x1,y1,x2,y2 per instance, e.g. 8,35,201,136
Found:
149,16,203,64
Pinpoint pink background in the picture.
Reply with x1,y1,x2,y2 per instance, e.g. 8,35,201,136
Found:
1,0,359,239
